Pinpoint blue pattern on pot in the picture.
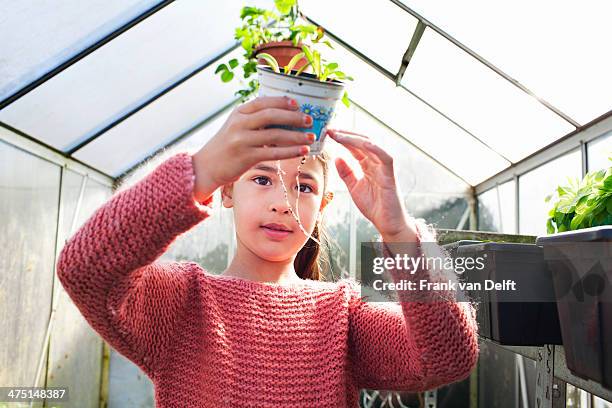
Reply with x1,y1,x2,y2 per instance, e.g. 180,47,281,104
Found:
272,103,334,141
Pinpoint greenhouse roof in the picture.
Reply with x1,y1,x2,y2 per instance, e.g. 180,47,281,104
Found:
1,0,610,186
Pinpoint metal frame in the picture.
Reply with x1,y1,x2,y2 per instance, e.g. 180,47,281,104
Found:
302,14,513,170
0,123,114,187
385,0,579,128
0,1,175,111
480,338,612,404
115,98,239,184
31,171,88,403
351,100,472,186
396,21,426,85
67,44,241,155
1,1,607,192
475,112,612,195
475,120,611,234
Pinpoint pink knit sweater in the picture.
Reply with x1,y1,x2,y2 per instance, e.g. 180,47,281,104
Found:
56,152,479,407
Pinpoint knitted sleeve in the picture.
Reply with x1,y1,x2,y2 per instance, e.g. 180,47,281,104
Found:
345,218,479,392
56,152,213,377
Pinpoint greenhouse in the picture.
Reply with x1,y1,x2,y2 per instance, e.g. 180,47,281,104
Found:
1,0,611,407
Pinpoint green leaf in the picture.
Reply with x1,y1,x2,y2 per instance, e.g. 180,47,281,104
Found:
546,218,555,234
570,212,585,230
295,62,311,76
274,0,296,14
313,51,321,78
229,59,239,69
215,64,228,74
241,6,266,19
341,91,351,108
322,40,334,49
221,70,234,82
257,52,280,73
593,210,607,226
302,45,314,64
284,52,305,74
241,37,253,52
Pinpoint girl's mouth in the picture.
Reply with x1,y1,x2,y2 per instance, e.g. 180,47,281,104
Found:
261,226,293,239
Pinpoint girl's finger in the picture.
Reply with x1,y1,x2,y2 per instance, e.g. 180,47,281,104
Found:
343,143,367,162
245,108,311,130
329,131,382,164
237,96,299,114
328,128,371,139
253,144,310,162
363,141,394,166
249,128,315,147
335,157,358,190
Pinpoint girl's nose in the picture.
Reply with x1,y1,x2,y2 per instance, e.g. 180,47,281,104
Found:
270,203,291,214
269,189,292,214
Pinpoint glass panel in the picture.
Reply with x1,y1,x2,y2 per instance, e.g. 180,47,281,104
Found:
518,149,582,236
478,180,517,234
320,190,352,281
108,349,154,407
397,0,612,124
593,394,612,408
160,192,233,275
48,171,112,406
174,110,233,155
478,341,518,408
0,0,273,152
351,104,472,229
299,0,419,73
402,29,573,162
72,49,243,177
324,39,510,185
0,140,61,387
108,143,231,274
0,0,160,101
587,131,612,172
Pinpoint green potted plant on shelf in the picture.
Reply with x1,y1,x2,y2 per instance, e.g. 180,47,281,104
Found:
215,0,332,100
536,157,612,389
544,158,612,233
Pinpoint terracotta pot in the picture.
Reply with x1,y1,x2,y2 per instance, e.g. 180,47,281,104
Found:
255,41,308,71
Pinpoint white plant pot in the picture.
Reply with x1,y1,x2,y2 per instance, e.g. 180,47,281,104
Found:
257,65,345,155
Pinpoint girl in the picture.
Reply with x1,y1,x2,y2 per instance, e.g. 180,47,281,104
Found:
57,96,479,407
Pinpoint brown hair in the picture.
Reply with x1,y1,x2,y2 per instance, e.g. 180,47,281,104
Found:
294,148,333,281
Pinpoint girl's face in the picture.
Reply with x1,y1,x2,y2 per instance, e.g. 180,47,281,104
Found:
222,156,330,262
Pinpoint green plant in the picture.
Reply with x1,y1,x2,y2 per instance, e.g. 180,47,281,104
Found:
257,45,353,107
215,0,339,101
545,156,612,233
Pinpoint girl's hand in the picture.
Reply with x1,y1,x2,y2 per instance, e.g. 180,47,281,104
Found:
327,129,417,241
192,96,316,202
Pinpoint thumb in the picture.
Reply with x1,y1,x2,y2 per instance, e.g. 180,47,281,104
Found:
335,157,358,190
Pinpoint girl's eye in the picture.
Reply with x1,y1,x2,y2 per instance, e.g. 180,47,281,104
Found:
297,183,313,193
253,176,314,193
253,176,271,186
